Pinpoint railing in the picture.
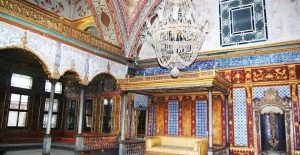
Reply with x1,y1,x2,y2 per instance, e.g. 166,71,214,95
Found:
82,135,119,152
125,140,145,155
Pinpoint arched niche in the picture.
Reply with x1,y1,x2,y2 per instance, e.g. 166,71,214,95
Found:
253,89,293,155
86,73,119,95
60,71,82,98
0,48,51,78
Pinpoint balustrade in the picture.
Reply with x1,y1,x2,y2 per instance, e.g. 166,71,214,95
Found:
125,140,145,155
82,135,119,152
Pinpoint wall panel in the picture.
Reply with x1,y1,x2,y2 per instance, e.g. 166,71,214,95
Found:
156,102,165,135
213,99,222,145
233,88,248,146
182,100,191,137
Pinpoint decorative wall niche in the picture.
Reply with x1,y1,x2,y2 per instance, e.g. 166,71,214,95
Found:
252,86,294,154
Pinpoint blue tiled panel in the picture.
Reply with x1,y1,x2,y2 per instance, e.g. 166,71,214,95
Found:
134,94,148,109
196,100,207,137
233,88,248,146
168,101,178,135
136,51,300,76
252,85,290,99
219,0,268,46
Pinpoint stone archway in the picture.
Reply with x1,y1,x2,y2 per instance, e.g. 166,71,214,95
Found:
253,89,292,155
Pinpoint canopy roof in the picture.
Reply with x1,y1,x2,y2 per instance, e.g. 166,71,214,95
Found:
118,70,232,95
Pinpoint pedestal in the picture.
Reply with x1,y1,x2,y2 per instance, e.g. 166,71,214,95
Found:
75,135,84,154
42,134,52,155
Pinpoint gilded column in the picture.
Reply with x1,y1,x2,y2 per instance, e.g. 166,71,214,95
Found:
291,83,300,149
208,88,214,155
42,80,56,155
245,85,254,148
228,89,234,148
225,94,230,155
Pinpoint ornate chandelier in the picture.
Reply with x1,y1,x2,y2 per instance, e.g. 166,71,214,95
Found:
146,0,205,77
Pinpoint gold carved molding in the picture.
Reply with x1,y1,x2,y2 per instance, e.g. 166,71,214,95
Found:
0,0,123,57
229,147,255,152
118,70,231,93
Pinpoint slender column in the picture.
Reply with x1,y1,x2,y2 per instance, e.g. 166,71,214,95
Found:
225,94,230,155
78,87,85,134
42,80,56,155
75,86,85,153
208,88,213,155
119,92,127,155
151,96,155,136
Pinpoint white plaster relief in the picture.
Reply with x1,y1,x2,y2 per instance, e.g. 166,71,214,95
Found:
0,22,23,47
0,21,128,82
59,44,87,80
0,21,54,73
89,55,127,81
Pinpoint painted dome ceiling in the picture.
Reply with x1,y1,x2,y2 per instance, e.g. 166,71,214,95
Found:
26,0,92,20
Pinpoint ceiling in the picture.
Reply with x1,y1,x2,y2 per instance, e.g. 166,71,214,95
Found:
26,0,92,20
25,0,161,57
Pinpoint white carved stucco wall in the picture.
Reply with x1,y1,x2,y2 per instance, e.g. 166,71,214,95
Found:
0,21,127,83
138,0,300,60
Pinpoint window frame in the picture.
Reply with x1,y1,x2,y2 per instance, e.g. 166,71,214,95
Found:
42,97,60,129
10,73,33,89
7,93,30,128
66,99,77,130
7,73,33,128
101,97,113,133
230,5,255,34
84,98,93,132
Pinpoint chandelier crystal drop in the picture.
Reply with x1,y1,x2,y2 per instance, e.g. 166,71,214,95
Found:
146,0,205,77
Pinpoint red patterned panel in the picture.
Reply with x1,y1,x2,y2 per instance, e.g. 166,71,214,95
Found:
147,99,152,136
221,97,226,145
218,71,226,78
293,101,300,149
231,70,246,84
191,99,196,137
296,65,300,79
251,66,289,82
178,99,183,136
164,101,168,135
229,91,235,146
